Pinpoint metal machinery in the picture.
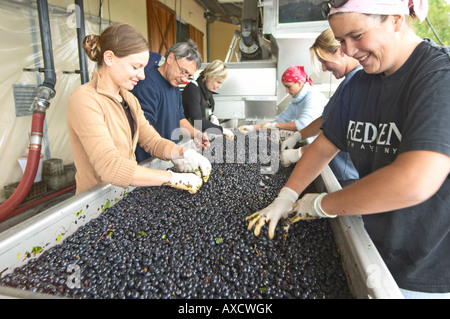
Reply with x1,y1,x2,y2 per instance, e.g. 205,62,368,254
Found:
213,0,342,122
0,0,404,299
239,0,269,61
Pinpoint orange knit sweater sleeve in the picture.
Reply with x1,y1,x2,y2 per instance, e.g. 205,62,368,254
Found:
66,74,175,193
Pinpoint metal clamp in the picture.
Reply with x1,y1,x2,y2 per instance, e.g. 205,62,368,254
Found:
31,85,56,112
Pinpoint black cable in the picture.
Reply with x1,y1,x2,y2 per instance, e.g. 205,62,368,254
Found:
99,0,103,33
425,16,445,46
108,0,111,26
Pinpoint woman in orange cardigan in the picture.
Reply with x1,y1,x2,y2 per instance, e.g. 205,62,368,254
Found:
67,23,211,195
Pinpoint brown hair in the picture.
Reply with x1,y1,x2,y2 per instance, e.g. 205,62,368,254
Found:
83,23,149,67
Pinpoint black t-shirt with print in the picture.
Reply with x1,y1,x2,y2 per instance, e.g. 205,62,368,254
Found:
323,39,450,293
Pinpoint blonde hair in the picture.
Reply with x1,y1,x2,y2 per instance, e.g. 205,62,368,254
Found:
83,23,149,67
309,28,341,66
200,60,228,82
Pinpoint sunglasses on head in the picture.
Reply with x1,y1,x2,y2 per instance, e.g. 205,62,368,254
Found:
321,0,349,18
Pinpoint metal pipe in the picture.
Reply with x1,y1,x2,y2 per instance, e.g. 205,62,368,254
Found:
75,0,89,84
36,0,56,90
0,0,56,223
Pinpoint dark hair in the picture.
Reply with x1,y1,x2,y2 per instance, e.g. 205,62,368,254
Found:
83,23,149,67
165,39,202,68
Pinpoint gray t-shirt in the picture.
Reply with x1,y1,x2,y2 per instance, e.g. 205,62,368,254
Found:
323,39,450,293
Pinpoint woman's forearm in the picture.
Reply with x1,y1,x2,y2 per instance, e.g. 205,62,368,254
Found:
131,165,173,187
299,117,323,140
322,150,450,216
285,133,339,194
274,121,298,131
163,144,185,160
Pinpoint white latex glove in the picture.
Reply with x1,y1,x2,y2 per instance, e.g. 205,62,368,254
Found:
222,128,235,140
167,171,203,194
293,193,336,220
245,187,298,239
193,130,210,150
281,131,302,151
280,147,303,167
182,149,212,182
238,125,255,134
210,114,220,126
283,193,336,234
261,122,277,129
171,157,191,173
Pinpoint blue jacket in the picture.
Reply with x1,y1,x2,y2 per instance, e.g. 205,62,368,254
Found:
131,63,185,163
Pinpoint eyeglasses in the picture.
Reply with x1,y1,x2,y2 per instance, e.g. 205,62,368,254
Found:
321,0,349,18
174,56,194,81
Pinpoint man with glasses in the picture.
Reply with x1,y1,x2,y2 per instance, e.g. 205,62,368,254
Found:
132,40,210,163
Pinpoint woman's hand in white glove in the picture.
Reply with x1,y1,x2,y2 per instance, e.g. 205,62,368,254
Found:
280,147,303,167
238,125,255,134
261,122,277,130
292,193,336,220
283,193,337,234
245,187,298,239
281,131,302,151
222,128,235,140
210,114,220,125
166,171,203,194
182,149,212,182
171,157,191,173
